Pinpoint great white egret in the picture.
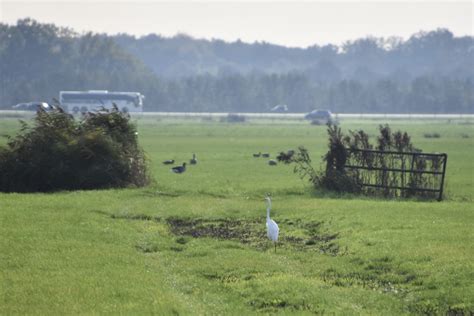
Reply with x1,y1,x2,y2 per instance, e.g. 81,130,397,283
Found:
171,162,186,173
190,153,197,165
265,196,279,252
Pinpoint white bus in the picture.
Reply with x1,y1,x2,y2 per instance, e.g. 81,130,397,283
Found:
59,90,145,114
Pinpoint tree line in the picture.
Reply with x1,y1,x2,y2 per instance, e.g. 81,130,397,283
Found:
1,19,473,113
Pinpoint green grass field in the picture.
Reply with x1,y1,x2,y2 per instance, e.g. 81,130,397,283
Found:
1,117,473,315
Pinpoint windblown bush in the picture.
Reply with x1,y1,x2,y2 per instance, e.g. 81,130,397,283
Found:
315,124,362,193
0,106,150,192
288,124,442,199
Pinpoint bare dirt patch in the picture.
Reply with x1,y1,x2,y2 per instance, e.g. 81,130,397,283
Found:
166,217,342,254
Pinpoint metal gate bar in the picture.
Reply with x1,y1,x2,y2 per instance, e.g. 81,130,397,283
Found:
344,165,444,175
344,149,448,201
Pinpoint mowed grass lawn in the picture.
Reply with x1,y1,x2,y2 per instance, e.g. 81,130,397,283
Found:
1,117,473,315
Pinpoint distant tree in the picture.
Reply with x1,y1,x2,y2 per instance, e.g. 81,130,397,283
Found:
1,19,474,113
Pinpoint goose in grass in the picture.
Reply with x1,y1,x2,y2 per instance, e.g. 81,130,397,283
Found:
171,163,186,174
162,159,175,165
253,152,261,158
262,153,270,158
268,159,277,166
190,153,197,165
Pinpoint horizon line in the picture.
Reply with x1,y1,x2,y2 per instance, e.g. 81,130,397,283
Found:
2,18,472,49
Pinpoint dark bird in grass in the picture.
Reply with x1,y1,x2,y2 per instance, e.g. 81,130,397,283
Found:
190,153,197,165
171,163,186,173
268,159,278,166
276,149,295,164
253,152,261,157
262,153,270,158
163,159,175,165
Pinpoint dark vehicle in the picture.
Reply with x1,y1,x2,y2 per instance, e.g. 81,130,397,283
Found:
12,102,52,111
304,109,335,124
270,104,288,112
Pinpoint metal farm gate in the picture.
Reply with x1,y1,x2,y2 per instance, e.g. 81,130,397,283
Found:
343,148,448,201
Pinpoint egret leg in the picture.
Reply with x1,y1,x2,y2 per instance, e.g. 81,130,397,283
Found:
274,242,276,253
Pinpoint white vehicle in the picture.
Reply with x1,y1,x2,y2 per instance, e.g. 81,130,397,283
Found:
12,101,52,111
59,90,145,114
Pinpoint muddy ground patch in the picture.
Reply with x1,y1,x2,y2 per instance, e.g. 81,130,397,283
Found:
166,217,342,255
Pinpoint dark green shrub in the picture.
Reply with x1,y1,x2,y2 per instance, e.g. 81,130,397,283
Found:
316,124,361,193
0,106,150,192
276,149,295,164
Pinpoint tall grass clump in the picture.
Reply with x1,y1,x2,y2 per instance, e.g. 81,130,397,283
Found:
0,106,150,192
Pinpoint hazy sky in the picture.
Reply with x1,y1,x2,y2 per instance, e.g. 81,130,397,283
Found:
1,1,472,47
